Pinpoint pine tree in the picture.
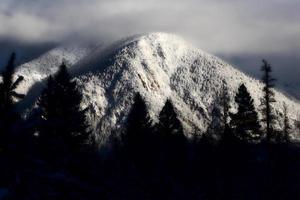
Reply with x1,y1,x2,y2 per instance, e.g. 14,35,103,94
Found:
37,62,90,154
37,76,58,151
261,60,276,142
205,80,234,148
230,84,261,142
219,80,234,144
123,93,153,156
282,103,291,143
157,99,187,173
220,80,231,129
206,104,223,142
206,81,231,143
295,114,300,135
158,100,184,136
0,53,24,147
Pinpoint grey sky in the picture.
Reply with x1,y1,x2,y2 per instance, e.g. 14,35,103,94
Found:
0,0,300,97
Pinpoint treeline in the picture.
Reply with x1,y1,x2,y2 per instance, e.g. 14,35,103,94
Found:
0,53,299,199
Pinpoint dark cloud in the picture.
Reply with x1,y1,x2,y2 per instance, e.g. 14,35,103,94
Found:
0,0,299,98
0,39,56,67
219,52,300,99
1,0,299,53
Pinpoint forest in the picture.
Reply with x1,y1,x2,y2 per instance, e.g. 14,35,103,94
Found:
0,53,299,200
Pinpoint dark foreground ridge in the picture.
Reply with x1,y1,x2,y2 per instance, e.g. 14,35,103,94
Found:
1,133,300,199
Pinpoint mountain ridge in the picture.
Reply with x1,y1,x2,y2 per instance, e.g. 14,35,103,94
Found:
13,32,300,143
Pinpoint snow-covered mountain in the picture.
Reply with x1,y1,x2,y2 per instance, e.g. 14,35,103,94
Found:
15,45,93,95
14,33,300,143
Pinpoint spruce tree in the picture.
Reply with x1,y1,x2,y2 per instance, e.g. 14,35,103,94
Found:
261,60,276,142
230,84,261,142
0,53,24,147
37,62,90,154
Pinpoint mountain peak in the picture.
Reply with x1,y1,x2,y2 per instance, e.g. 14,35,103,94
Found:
14,33,300,143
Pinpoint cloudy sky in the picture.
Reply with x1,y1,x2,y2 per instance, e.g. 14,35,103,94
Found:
1,0,300,97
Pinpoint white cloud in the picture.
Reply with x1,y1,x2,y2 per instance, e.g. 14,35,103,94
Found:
0,12,61,42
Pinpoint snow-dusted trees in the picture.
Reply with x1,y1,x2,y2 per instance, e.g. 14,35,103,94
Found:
260,60,276,142
206,81,231,142
37,62,90,154
230,84,261,142
295,114,300,136
205,105,223,143
220,80,231,129
282,103,291,143
0,53,25,148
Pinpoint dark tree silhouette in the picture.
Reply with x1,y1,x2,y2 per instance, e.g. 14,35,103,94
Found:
158,99,184,136
37,62,90,155
0,53,24,147
157,99,187,174
0,53,26,194
230,84,261,142
261,60,276,142
122,93,154,166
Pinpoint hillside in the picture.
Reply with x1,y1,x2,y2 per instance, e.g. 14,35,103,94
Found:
14,33,300,143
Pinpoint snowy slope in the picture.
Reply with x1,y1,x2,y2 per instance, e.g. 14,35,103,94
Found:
14,33,300,143
15,45,93,95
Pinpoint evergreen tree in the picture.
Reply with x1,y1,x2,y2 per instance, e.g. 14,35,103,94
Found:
230,84,261,142
0,53,24,147
205,103,223,145
206,81,231,141
295,114,300,135
282,103,291,143
158,100,184,136
220,80,231,129
123,93,154,161
261,60,276,142
219,80,235,144
0,53,25,190
157,99,187,173
37,62,90,154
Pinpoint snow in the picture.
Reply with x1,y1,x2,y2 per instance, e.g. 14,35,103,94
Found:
14,32,300,144
15,45,93,95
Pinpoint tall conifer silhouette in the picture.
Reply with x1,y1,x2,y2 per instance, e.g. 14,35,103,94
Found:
123,93,153,159
37,62,90,154
261,60,276,142
157,99,187,174
0,53,24,147
230,84,261,142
